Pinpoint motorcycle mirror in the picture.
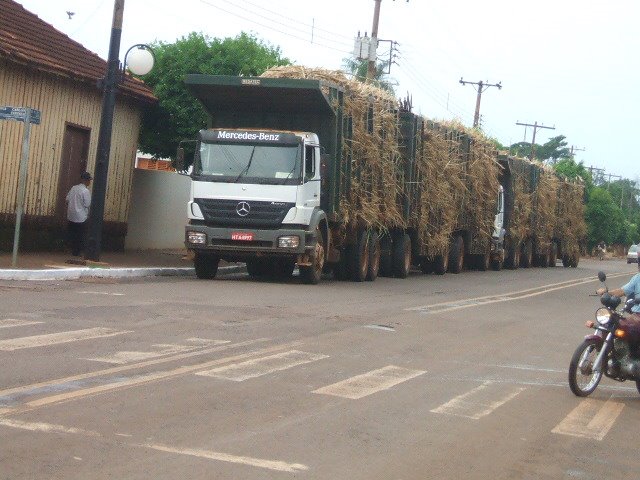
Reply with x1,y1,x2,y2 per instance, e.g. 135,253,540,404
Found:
597,271,607,283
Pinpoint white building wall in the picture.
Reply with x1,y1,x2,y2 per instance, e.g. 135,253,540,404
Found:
125,169,190,250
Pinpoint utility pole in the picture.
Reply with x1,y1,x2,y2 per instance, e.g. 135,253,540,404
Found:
366,0,408,80
460,79,502,128
515,121,554,161
570,145,585,157
85,0,124,261
588,165,605,185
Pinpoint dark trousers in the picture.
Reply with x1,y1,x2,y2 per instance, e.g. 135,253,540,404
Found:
67,221,86,256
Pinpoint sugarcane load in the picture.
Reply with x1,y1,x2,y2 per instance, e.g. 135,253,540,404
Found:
178,66,586,284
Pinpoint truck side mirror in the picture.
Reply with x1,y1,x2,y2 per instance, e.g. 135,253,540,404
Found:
176,147,186,172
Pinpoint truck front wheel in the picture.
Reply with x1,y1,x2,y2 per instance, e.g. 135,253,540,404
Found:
194,252,219,280
300,226,325,285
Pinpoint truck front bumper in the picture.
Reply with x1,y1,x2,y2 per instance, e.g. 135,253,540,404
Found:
185,224,313,257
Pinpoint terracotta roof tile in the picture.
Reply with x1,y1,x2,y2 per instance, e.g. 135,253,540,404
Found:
0,0,156,104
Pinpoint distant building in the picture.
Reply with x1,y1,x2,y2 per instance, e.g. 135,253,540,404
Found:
0,0,156,251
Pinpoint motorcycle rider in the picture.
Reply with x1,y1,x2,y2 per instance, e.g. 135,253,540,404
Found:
597,260,640,318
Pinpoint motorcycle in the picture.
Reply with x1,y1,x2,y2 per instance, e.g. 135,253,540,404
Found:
596,245,606,260
569,271,640,396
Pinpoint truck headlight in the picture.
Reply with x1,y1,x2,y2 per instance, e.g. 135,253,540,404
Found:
187,231,207,244
595,307,611,325
278,236,300,248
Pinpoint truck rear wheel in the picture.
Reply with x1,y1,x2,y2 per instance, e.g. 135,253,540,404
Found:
491,254,503,271
194,252,219,280
300,226,325,285
392,233,411,278
379,235,393,277
349,230,369,282
367,232,380,281
505,240,520,270
520,239,533,268
448,235,464,274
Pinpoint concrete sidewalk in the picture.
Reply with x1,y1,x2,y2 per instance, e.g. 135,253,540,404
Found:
0,249,244,281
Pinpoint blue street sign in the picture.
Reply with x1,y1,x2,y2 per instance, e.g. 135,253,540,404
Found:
0,106,41,125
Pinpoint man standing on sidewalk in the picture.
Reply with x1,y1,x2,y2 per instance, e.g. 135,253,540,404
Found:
65,171,92,256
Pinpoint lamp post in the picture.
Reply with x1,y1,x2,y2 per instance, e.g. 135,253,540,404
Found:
85,0,154,261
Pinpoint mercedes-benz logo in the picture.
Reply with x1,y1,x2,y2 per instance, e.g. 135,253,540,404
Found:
236,201,251,217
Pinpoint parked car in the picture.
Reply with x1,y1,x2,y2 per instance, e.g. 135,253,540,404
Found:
627,244,638,263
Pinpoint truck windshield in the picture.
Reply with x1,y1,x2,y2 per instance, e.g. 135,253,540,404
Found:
195,142,302,185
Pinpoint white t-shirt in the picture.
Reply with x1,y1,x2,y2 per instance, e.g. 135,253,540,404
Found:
66,183,91,223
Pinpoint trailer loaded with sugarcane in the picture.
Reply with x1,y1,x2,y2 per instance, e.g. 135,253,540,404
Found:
179,67,585,284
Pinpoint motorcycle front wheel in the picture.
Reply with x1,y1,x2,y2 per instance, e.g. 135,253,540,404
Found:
569,338,604,397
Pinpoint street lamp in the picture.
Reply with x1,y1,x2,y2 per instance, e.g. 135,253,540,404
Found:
84,0,154,261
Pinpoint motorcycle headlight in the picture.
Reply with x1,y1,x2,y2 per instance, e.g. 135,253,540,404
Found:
595,307,611,325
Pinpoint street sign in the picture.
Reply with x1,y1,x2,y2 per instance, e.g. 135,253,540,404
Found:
0,106,41,125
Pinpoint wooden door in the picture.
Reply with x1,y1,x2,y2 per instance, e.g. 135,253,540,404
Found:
56,124,90,219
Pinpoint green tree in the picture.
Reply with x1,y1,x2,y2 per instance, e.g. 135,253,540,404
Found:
137,32,290,160
509,135,571,163
553,157,594,196
585,187,625,248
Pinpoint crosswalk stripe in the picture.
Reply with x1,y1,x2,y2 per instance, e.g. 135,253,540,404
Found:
0,328,131,351
313,366,426,400
430,381,526,419
0,319,43,329
552,398,624,440
140,443,309,473
0,418,100,437
196,350,328,381
84,341,230,364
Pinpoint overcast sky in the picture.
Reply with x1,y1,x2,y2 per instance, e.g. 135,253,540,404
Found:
15,0,639,179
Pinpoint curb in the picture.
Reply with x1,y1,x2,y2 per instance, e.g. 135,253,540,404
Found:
0,265,246,281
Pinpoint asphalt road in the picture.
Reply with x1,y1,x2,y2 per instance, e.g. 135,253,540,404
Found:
1,259,639,480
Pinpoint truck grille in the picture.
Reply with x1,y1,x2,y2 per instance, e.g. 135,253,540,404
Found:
195,198,294,229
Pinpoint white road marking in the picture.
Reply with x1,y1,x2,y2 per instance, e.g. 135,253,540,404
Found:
0,328,131,351
313,365,426,400
8,341,298,413
430,381,526,419
552,397,624,440
76,291,124,296
406,271,633,314
140,443,309,473
0,338,270,402
196,350,328,381
0,418,100,437
85,341,229,364
0,319,43,329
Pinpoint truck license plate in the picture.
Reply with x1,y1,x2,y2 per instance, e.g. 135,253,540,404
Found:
231,232,254,241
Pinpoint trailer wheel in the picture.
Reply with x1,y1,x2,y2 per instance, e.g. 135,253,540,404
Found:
420,257,434,274
448,235,464,274
194,252,219,280
571,254,579,268
505,240,520,270
548,244,558,267
520,239,533,268
300,226,325,284
366,232,380,281
379,235,393,277
392,233,411,278
562,255,572,268
491,254,503,271
433,254,448,275
349,230,369,282
474,249,491,271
